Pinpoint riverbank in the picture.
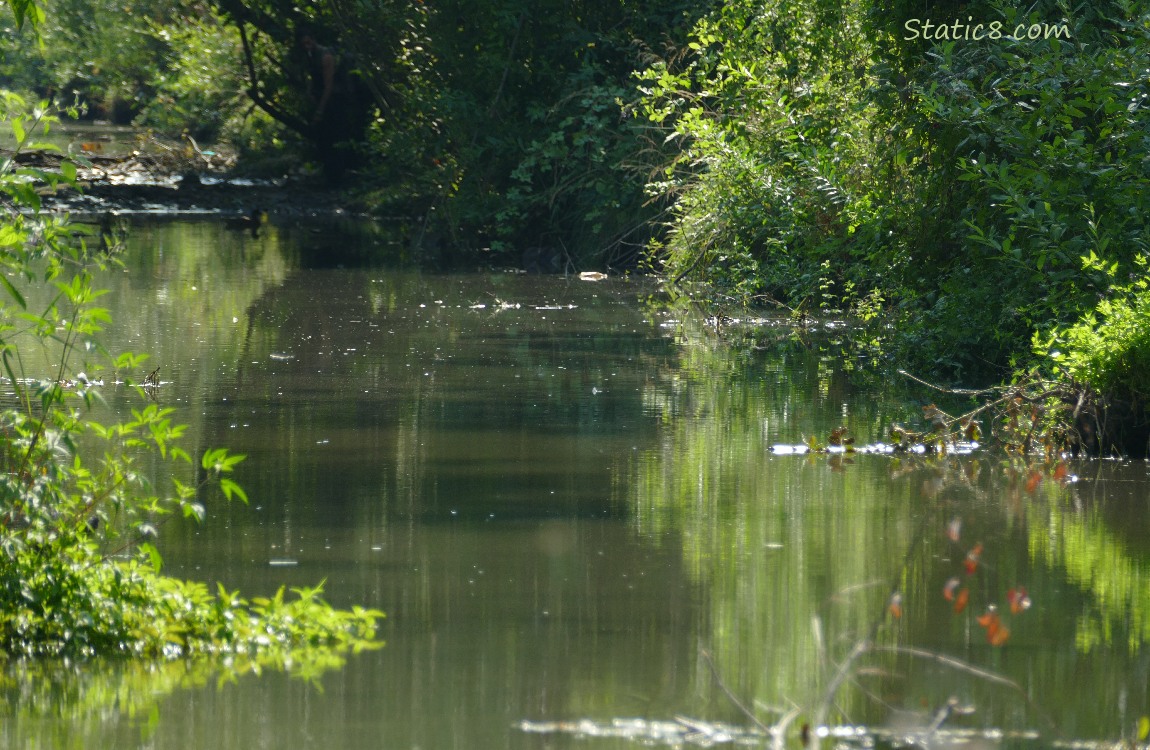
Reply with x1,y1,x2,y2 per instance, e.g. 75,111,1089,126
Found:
5,146,368,220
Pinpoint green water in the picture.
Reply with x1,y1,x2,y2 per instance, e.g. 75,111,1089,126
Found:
3,217,1149,748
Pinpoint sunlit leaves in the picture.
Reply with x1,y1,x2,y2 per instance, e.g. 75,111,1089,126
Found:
219,478,248,504
202,447,246,475
139,542,163,573
5,0,44,30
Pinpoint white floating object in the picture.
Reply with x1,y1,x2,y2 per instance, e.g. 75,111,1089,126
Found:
579,271,608,281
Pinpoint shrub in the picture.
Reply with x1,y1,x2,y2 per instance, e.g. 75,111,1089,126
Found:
1039,278,1150,405
0,93,380,662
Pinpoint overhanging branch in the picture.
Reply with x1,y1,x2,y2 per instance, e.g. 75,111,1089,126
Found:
237,22,311,137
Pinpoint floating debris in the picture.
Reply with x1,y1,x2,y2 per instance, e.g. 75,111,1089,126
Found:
518,717,764,746
770,441,979,456
579,271,608,281
518,718,1047,748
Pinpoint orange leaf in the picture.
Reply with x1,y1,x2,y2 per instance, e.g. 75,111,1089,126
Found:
977,607,999,629
1052,462,1069,481
989,623,1011,646
1025,471,1043,493
954,587,969,614
888,593,903,619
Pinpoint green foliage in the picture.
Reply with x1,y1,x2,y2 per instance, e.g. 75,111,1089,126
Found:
1038,274,1150,404
0,0,168,122
244,0,710,262
4,0,711,264
3,0,42,29
637,0,895,301
903,1,1150,376
0,0,268,144
640,0,1150,383
135,11,252,142
0,96,380,661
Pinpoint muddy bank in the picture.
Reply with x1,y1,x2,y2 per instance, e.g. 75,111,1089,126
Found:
5,147,370,220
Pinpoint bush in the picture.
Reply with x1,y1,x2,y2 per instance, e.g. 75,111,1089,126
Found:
639,0,1150,383
1040,278,1150,405
0,93,380,662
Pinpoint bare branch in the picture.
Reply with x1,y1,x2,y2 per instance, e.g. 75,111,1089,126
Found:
238,22,311,136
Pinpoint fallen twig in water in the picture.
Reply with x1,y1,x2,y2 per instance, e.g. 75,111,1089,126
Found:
872,645,1061,736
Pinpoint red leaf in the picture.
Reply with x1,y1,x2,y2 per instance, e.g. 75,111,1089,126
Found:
1008,586,1031,614
964,543,983,575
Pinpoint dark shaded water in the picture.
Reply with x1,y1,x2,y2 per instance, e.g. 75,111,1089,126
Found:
4,218,1150,748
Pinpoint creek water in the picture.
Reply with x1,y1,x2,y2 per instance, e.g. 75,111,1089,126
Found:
4,217,1150,749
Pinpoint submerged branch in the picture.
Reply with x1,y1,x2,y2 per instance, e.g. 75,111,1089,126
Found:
898,367,1104,456
873,645,1061,736
700,649,773,736
897,369,999,397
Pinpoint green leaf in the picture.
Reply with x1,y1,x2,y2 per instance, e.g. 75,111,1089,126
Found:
140,542,163,574
220,478,249,504
0,274,27,309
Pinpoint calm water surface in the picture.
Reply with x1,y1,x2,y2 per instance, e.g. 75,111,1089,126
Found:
5,218,1150,749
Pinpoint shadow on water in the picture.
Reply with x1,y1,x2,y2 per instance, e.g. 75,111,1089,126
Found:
10,215,1150,749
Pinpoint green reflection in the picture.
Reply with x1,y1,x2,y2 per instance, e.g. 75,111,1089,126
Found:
1029,476,1150,654
635,318,921,722
0,658,220,749
634,312,1150,741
